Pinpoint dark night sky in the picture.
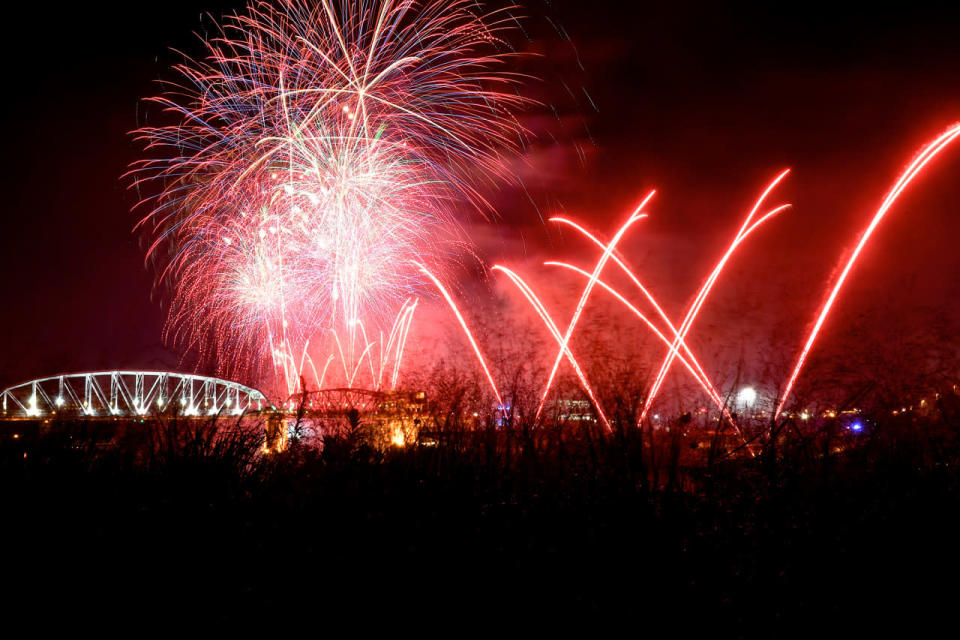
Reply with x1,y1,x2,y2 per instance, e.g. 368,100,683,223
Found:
4,1,960,390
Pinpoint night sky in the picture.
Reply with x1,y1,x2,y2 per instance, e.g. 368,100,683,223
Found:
4,1,960,391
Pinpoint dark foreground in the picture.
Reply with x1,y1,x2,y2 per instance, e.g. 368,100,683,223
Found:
1,412,958,635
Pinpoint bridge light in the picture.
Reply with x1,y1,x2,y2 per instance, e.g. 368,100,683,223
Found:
55,396,64,406
27,395,39,417
157,398,164,408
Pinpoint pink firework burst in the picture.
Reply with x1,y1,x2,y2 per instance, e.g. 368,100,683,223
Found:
127,0,529,393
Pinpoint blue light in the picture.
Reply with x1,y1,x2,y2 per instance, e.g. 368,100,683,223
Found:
850,421,863,432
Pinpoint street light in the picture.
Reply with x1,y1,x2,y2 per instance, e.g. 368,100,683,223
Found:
737,386,757,409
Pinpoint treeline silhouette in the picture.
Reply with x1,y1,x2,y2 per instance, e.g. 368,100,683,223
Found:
2,381,959,635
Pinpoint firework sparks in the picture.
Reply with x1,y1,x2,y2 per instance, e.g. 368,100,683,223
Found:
548,217,726,413
543,261,725,414
492,264,610,429
417,262,503,406
775,123,960,419
534,193,654,419
128,0,528,394
640,171,791,426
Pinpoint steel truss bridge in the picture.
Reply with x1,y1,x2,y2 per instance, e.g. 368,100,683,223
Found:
1,371,271,419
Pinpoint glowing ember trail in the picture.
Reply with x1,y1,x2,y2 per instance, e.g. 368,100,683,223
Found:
549,217,726,411
417,263,503,407
377,298,417,390
127,0,528,394
775,123,960,419
318,354,335,388
640,171,791,425
545,261,729,414
492,265,610,429
535,193,654,419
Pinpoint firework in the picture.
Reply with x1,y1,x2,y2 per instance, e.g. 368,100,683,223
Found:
493,177,789,436
534,193,654,420
492,264,609,428
640,171,791,425
543,261,724,416
128,0,528,393
775,123,960,419
418,262,503,407
495,123,960,431
547,217,727,414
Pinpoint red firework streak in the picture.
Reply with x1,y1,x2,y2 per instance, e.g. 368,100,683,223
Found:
534,192,655,425
640,171,791,427
776,123,960,419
